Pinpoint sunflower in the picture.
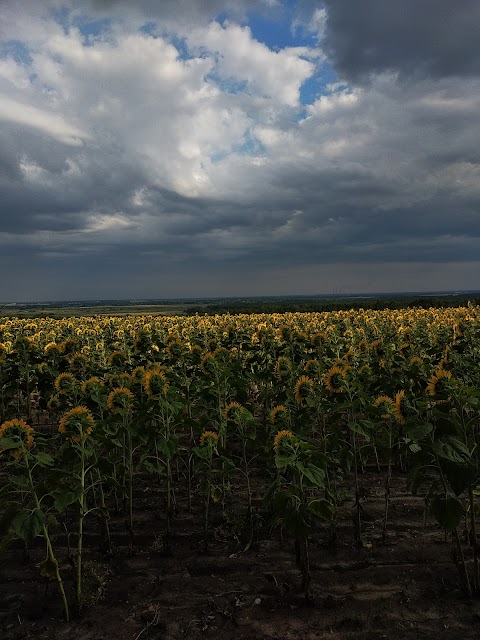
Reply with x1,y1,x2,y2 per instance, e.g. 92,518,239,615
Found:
200,430,219,447
269,405,288,425
54,372,77,394
131,366,146,385
45,342,63,357
107,387,135,414
304,359,321,376
59,406,95,441
108,350,127,367
426,369,452,397
68,352,89,373
223,401,244,421
165,337,185,359
294,375,314,405
393,391,407,424
324,365,347,393
143,369,169,397
81,376,105,396
0,418,34,458
372,395,394,419
106,372,132,389
274,356,292,380
200,352,215,374
273,429,294,455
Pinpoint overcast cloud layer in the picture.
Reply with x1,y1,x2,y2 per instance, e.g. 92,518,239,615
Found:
0,0,479,300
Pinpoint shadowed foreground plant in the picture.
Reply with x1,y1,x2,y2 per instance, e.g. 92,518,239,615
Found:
269,430,334,605
0,418,70,621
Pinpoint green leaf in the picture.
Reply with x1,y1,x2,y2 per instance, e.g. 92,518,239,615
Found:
12,508,46,542
347,421,371,441
430,495,464,532
308,499,335,521
0,437,19,451
10,474,29,488
442,462,477,496
296,462,325,488
275,455,293,470
54,487,82,513
34,452,54,467
158,437,178,460
431,440,470,464
406,423,432,441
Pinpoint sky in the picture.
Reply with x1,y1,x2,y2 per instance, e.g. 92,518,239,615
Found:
0,0,479,301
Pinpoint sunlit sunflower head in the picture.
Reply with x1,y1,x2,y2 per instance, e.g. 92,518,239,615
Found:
223,401,245,422
0,418,34,458
45,342,63,358
372,395,394,419
143,368,169,397
200,430,219,447
294,375,314,405
59,406,95,442
269,405,288,425
273,429,294,455
324,365,347,393
394,390,407,424
274,356,292,380
54,372,77,395
426,368,453,397
107,387,135,414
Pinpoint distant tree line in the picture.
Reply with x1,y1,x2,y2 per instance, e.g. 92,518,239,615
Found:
185,294,480,315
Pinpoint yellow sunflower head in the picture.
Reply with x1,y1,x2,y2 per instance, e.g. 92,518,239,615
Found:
304,359,321,377
81,376,105,397
294,375,314,405
107,387,135,414
0,418,34,458
274,356,293,380
324,365,347,393
200,430,219,447
131,366,146,385
426,369,453,397
223,401,245,422
108,350,127,368
59,406,95,442
394,390,407,424
372,395,394,419
273,429,294,455
269,405,288,425
54,372,77,395
143,369,169,397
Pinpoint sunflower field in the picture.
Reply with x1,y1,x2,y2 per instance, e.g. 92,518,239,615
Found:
1,306,480,624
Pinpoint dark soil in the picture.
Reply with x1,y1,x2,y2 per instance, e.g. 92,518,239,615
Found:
1,469,480,640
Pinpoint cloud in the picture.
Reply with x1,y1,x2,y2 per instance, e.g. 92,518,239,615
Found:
0,1,479,300
318,0,480,82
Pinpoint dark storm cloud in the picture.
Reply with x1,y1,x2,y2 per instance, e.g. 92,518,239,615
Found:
320,0,480,82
